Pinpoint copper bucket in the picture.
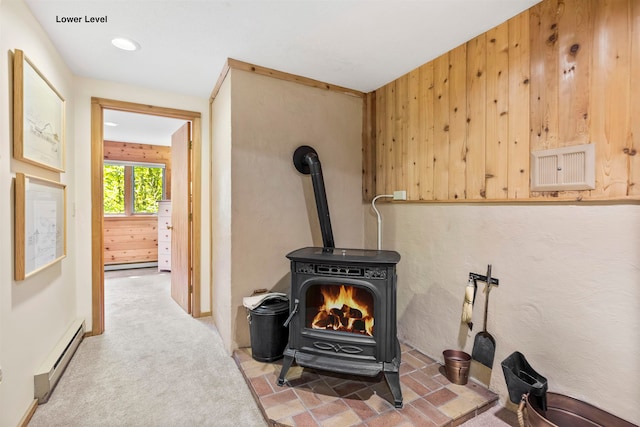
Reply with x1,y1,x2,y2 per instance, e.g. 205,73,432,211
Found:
521,392,638,427
443,350,471,385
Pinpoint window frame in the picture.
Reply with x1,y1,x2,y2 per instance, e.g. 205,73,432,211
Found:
103,160,166,217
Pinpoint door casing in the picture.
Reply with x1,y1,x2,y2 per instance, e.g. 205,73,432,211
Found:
90,97,202,335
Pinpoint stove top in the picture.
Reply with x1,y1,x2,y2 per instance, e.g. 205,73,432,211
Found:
287,247,400,265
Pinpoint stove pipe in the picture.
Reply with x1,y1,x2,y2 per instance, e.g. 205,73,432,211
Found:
293,145,335,249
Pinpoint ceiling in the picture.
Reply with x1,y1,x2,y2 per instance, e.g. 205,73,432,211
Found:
25,0,540,141
103,110,187,146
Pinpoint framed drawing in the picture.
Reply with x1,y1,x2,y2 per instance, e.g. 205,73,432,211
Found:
13,49,66,172
15,173,67,281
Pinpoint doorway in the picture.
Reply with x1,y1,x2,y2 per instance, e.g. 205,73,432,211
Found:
91,97,203,335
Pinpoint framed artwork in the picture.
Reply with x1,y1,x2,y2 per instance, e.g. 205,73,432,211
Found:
15,173,67,281
13,49,66,172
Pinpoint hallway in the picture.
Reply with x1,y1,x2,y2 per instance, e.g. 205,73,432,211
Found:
28,269,265,427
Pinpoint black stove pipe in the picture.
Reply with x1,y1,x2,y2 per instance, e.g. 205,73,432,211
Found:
293,146,335,250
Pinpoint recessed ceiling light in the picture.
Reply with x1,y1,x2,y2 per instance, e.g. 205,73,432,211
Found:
111,37,140,52
104,121,118,127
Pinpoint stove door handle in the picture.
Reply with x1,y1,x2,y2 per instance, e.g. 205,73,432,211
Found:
283,299,299,327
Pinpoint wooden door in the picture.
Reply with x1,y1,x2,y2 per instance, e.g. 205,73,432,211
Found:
170,122,191,313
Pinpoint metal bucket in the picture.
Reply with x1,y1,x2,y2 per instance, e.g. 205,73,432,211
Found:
248,298,289,362
502,351,548,411
522,392,637,427
442,350,471,385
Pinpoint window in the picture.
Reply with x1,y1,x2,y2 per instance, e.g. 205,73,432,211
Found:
104,161,166,215
104,164,125,214
133,165,164,213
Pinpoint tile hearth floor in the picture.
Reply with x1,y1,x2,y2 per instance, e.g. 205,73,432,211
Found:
233,342,499,427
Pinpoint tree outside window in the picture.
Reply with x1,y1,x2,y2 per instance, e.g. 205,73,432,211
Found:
133,166,164,213
104,164,125,214
104,162,165,215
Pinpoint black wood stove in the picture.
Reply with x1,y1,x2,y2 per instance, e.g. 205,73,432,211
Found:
277,146,403,408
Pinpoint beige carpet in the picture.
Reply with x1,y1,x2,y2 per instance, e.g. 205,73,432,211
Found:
29,268,266,427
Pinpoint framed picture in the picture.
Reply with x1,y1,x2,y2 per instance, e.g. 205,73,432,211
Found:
15,173,67,281
13,49,66,172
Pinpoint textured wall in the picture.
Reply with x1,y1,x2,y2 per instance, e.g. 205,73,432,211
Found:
228,69,365,351
0,1,76,425
210,75,233,348
365,202,640,423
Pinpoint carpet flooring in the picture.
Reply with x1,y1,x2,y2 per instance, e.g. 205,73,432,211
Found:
28,268,266,427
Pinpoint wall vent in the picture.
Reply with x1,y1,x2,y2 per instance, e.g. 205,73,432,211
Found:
531,144,595,191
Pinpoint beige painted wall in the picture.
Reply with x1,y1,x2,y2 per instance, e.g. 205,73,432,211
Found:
221,69,365,352
0,1,77,425
366,202,640,423
210,75,233,348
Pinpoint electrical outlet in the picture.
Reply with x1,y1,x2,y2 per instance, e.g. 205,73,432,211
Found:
393,190,407,201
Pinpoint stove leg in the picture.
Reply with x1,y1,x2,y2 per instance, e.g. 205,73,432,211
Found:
384,370,403,408
277,349,295,386
384,339,403,408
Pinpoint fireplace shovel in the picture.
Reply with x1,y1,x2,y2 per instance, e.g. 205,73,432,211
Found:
471,265,496,368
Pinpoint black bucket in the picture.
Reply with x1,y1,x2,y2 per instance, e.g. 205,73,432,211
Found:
501,351,548,411
248,298,289,362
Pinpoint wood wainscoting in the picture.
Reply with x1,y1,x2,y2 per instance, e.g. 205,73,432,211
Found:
104,216,158,265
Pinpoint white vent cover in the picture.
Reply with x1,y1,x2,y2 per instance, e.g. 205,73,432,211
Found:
531,144,595,191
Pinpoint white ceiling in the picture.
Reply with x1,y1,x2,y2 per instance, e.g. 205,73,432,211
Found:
103,110,187,146
25,0,540,141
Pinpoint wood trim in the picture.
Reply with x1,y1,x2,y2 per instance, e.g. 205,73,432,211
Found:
13,50,24,163
123,165,132,216
91,97,202,334
373,196,640,205
362,92,376,202
91,98,201,120
210,58,365,102
91,98,105,334
192,117,202,317
208,99,214,319
18,399,38,427
210,60,231,102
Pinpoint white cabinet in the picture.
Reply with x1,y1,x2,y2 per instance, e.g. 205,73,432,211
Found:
157,200,172,272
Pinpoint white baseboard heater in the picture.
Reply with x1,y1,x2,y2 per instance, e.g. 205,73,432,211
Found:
34,319,85,403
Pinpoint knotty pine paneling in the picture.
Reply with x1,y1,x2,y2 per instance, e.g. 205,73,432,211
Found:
104,216,158,265
365,0,640,202
485,22,510,200
507,9,531,200
433,53,450,201
631,0,640,196
449,44,467,200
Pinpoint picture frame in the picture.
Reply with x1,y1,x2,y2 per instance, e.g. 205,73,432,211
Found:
15,173,67,281
13,49,66,172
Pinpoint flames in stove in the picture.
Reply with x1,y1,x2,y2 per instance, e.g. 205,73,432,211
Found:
309,285,374,336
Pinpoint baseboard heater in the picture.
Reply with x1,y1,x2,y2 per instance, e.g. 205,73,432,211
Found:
34,319,85,404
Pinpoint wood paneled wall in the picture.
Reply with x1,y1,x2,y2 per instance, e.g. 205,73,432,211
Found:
104,217,158,264
103,141,171,265
364,0,640,202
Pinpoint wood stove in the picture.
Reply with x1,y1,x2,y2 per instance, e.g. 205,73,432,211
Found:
277,146,403,408
277,247,403,407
